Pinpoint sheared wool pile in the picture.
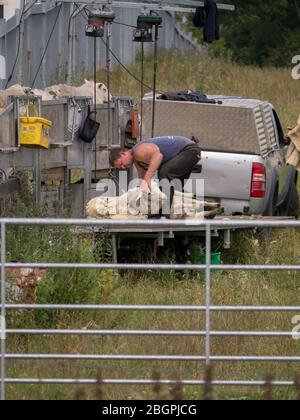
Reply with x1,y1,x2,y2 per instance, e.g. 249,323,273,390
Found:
86,182,221,219
172,190,220,218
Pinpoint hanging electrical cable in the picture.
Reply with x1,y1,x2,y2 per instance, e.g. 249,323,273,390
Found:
67,5,79,45
99,37,162,94
74,3,89,21
113,21,137,29
24,0,40,15
30,3,63,89
76,6,160,94
5,0,44,88
4,2,26,88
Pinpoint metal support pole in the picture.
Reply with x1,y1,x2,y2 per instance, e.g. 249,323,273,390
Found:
63,150,70,210
112,234,118,264
158,232,164,247
94,37,97,181
205,224,211,366
67,3,75,85
1,222,6,401
151,24,159,138
17,0,25,85
224,229,231,249
83,99,92,212
106,22,112,149
140,40,144,143
33,98,42,207
34,149,41,207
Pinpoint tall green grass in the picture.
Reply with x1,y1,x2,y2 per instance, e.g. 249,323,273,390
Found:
97,48,300,130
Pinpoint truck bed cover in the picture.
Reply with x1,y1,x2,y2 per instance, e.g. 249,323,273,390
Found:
142,95,278,156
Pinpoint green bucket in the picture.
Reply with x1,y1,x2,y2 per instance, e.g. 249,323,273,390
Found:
200,252,222,276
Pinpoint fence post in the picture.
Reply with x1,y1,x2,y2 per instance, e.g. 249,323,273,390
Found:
205,223,211,366
1,222,6,401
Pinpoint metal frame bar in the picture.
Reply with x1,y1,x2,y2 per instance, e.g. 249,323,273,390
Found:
1,222,6,401
0,217,299,227
1,217,300,399
6,354,300,362
40,0,235,12
2,262,300,271
5,304,300,311
4,329,299,337
3,379,299,387
205,225,211,366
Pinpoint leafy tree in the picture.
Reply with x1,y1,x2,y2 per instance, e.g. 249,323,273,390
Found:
219,0,300,66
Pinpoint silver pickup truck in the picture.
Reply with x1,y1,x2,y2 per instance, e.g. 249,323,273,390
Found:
142,95,299,217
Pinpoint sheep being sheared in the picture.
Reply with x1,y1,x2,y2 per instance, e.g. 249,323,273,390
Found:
86,182,167,219
86,183,221,220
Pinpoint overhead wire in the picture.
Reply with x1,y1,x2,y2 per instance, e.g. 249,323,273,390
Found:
67,5,79,45
100,37,162,94
76,5,162,94
5,0,58,89
24,0,40,15
113,21,137,29
4,1,27,88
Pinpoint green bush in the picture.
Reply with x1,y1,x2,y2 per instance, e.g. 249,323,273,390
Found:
34,232,117,327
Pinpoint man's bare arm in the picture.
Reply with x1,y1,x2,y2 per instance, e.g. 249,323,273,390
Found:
145,153,164,184
134,162,146,179
134,144,163,188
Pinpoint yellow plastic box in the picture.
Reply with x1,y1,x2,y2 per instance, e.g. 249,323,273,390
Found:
20,116,53,149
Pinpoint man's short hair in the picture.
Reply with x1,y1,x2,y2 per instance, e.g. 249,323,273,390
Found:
109,148,128,167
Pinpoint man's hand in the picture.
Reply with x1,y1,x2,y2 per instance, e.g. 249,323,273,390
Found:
283,134,291,145
140,178,152,192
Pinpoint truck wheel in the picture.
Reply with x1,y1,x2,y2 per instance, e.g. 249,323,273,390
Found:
278,168,299,217
286,181,300,217
264,185,279,217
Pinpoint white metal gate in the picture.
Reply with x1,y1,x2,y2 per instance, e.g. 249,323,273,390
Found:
1,218,300,400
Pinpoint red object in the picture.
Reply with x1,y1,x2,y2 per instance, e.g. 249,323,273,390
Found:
131,106,140,140
251,163,266,198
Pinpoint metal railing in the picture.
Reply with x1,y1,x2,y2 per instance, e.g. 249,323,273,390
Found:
1,218,300,400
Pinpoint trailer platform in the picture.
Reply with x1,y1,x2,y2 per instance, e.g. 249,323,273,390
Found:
75,216,295,262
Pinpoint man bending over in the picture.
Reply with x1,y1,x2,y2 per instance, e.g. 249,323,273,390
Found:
109,136,201,216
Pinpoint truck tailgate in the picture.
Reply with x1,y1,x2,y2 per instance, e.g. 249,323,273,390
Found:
190,151,254,200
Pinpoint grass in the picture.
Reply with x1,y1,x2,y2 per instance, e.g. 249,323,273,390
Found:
96,48,300,131
4,49,300,400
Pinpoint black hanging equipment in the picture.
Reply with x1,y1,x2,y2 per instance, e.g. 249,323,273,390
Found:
133,12,162,140
85,8,116,38
133,13,162,43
